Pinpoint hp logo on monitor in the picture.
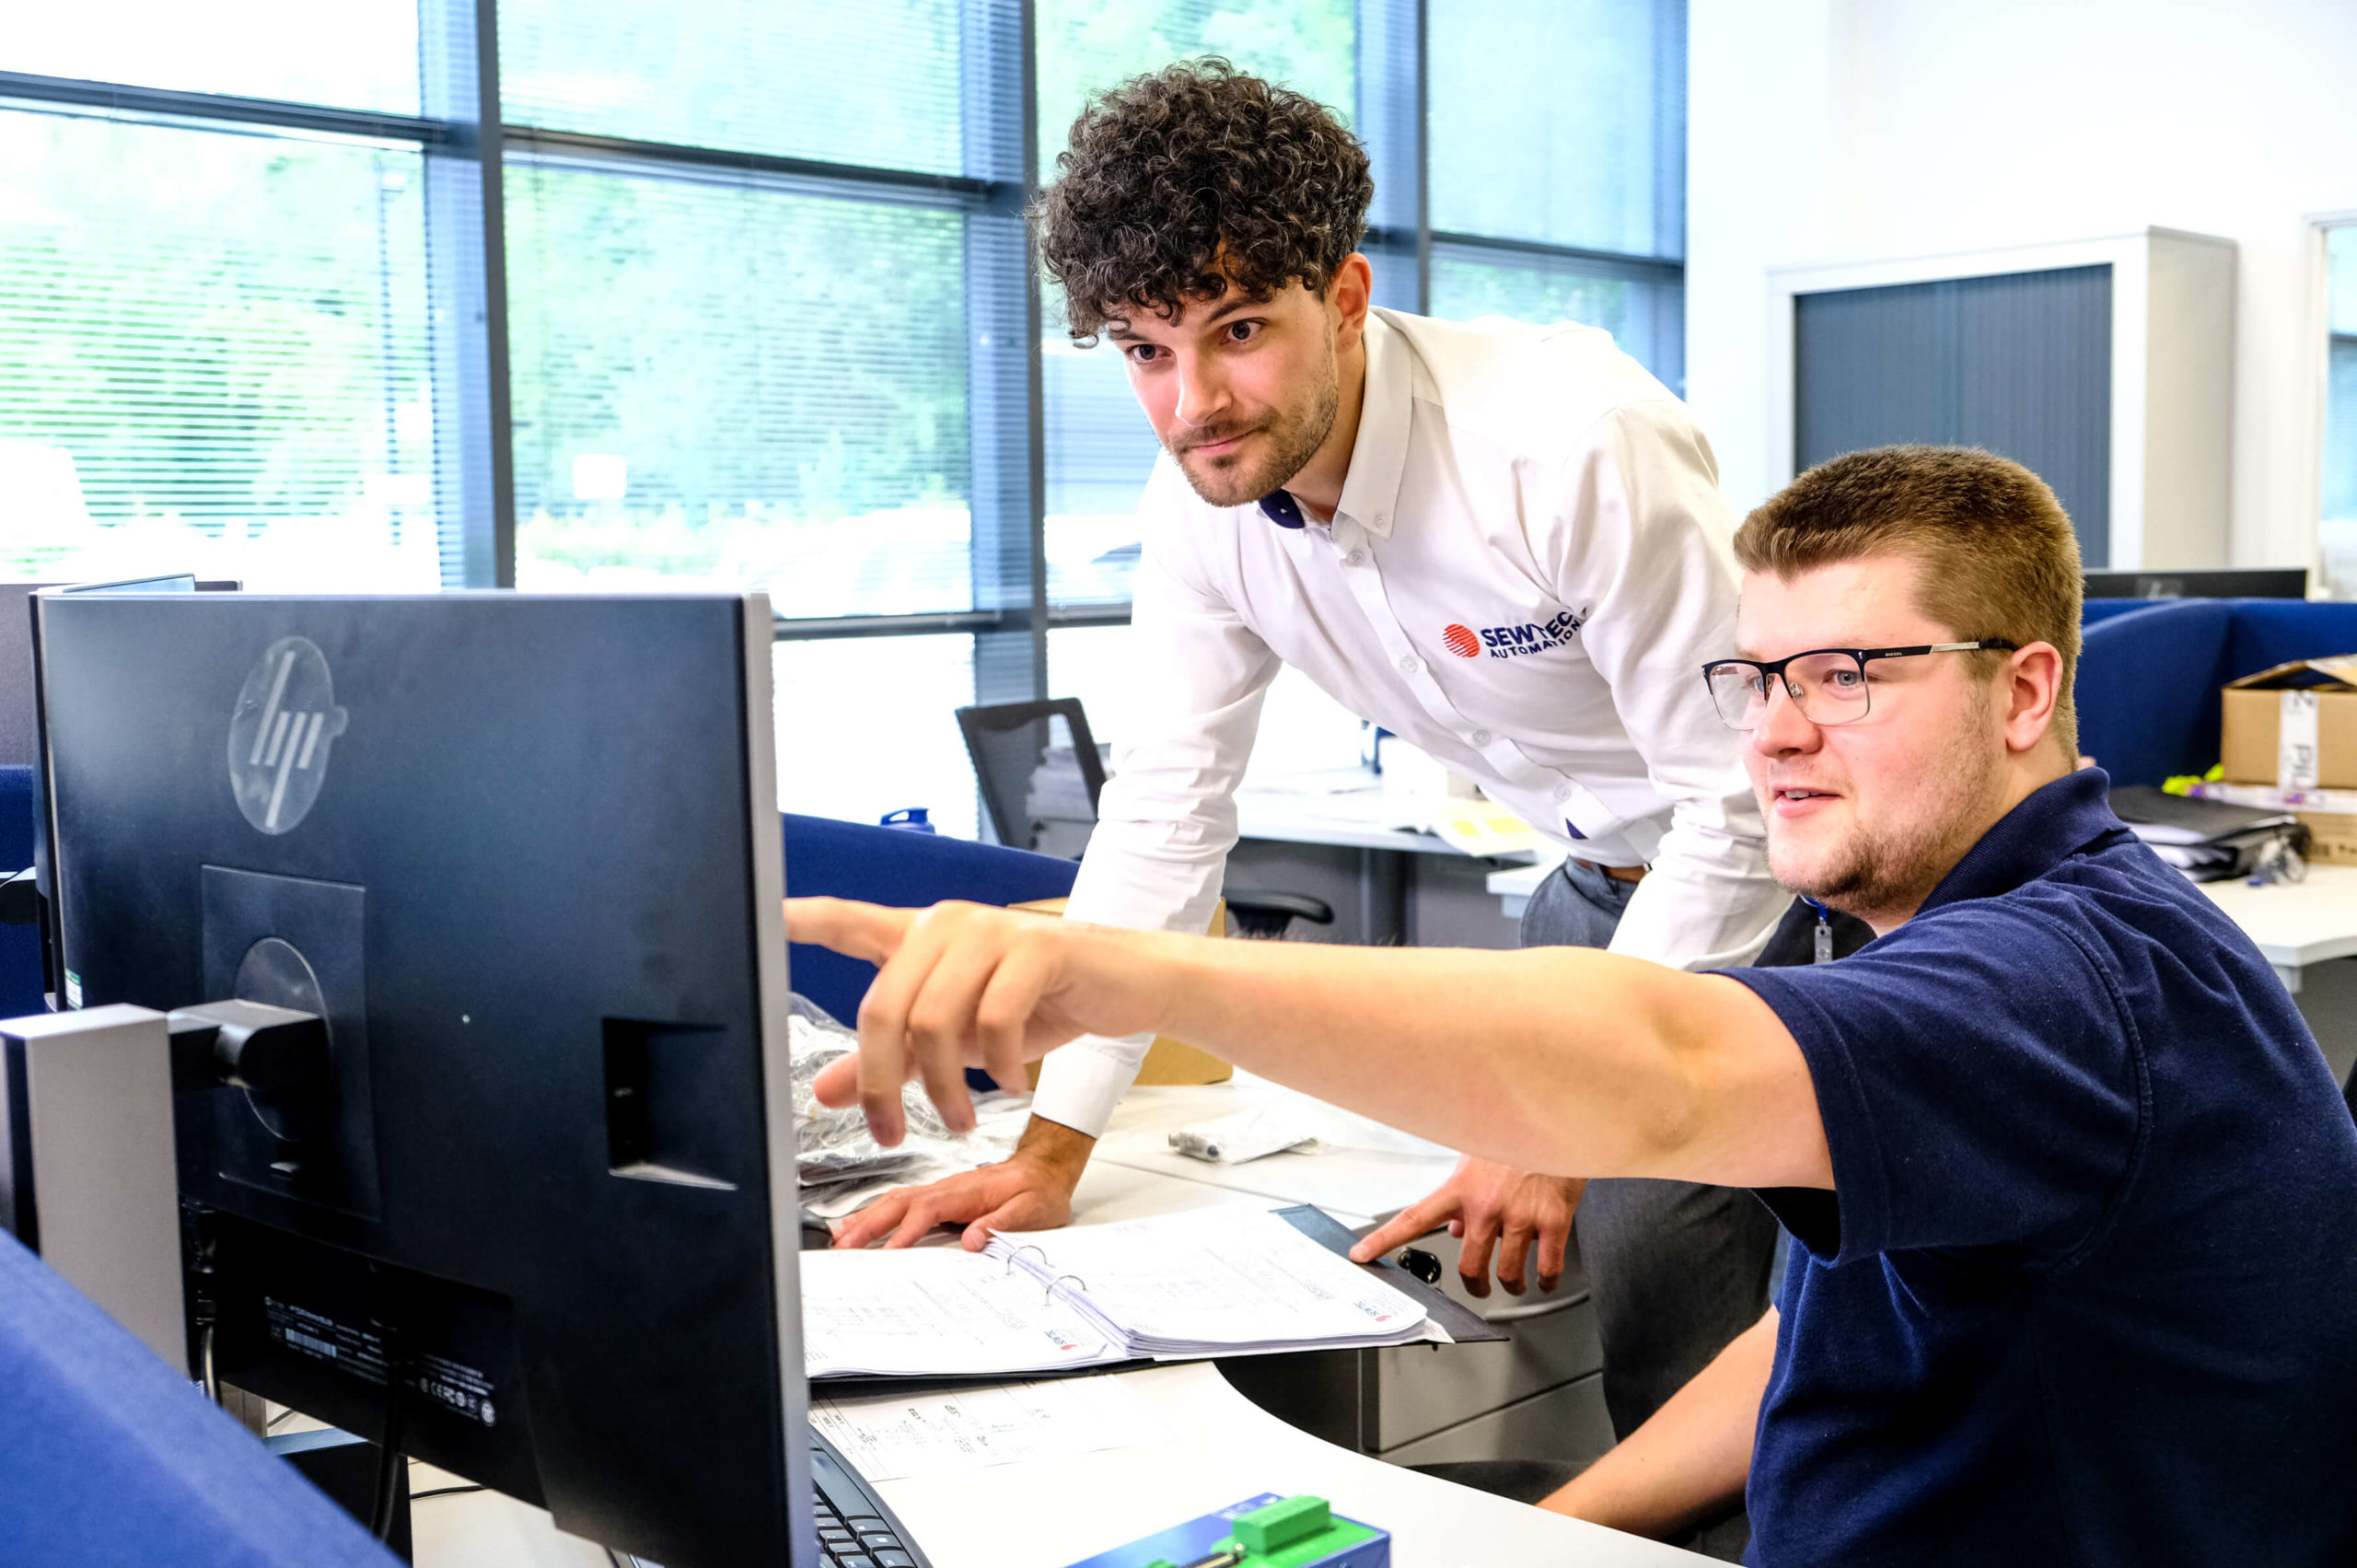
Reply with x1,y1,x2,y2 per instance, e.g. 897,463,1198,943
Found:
228,637,349,835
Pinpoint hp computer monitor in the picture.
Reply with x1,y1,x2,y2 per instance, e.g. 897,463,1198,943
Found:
32,590,809,1567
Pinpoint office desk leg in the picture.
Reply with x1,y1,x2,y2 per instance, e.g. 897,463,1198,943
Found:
1359,849,1406,947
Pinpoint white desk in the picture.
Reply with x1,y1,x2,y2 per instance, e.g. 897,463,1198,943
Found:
412,1078,1679,1566
2197,864,2357,992
875,1361,1695,1568
1234,770,1546,946
1234,776,1501,859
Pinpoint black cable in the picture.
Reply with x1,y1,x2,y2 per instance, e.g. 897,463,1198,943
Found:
368,1338,407,1541
410,1484,486,1502
266,1406,298,1431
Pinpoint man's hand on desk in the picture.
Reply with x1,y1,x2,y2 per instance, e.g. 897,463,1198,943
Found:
829,1117,1094,1250
1349,1157,1583,1298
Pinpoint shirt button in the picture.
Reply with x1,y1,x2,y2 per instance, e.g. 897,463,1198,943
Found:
1399,656,1421,675
1471,729,1492,746
1342,549,1365,567
1550,783,1572,802
1374,513,1388,527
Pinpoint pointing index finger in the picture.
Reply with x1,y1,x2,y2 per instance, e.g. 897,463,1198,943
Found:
784,898,914,964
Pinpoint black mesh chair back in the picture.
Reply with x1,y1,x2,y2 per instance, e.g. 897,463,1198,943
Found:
954,697,1334,937
956,699,1107,855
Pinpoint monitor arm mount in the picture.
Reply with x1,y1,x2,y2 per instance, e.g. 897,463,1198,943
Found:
167,999,331,1098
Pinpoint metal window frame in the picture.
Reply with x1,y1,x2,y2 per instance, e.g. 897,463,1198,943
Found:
4,0,1687,682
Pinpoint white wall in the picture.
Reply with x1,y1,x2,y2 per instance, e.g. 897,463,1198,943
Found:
1687,0,2357,571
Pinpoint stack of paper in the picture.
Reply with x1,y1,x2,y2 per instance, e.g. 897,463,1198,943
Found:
799,1207,1428,1379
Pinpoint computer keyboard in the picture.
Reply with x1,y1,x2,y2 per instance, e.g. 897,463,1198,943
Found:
808,1425,933,1568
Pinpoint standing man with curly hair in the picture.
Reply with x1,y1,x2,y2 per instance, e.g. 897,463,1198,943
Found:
831,59,1797,1448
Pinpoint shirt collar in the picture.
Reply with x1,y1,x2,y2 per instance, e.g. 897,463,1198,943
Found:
1913,767,2132,916
1255,310,1412,539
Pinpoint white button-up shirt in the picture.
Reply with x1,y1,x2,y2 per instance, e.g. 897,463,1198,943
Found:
1032,308,1785,1137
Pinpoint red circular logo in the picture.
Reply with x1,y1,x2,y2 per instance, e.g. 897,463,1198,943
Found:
1442,623,1480,659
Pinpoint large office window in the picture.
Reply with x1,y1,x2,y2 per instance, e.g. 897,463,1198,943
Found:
5,0,1687,831
1426,0,1686,384
0,110,442,589
2324,226,2357,598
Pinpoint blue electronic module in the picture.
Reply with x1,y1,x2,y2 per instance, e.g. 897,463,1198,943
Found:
1062,1493,1388,1568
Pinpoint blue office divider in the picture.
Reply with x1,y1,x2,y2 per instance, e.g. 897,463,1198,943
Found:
2076,599,2357,786
0,1230,399,1566
2075,600,2233,786
781,813,1079,1029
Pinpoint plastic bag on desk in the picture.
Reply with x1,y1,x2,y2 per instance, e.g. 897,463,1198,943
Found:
787,993,1024,1191
790,993,955,1156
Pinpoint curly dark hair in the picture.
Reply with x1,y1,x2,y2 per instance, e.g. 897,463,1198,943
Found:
1032,59,1374,343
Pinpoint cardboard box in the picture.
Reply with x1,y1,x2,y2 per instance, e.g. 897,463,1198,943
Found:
2220,656,2357,788
1011,898,1233,1087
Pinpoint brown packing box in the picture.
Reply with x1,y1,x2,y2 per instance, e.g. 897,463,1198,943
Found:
1011,898,1234,1087
2220,656,2357,788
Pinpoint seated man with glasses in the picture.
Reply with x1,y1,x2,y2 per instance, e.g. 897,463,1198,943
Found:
788,445,2357,1564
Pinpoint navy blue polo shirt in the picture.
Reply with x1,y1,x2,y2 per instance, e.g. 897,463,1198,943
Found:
1727,769,2357,1567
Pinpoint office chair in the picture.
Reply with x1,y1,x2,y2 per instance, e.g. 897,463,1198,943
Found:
955,699,1334,939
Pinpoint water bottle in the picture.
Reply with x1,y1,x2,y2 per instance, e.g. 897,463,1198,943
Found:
878,807,936,834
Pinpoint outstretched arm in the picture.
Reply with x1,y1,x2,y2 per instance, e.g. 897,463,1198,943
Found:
786,899,1830,1192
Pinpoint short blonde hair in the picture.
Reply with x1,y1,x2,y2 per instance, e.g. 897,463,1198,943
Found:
1734,446,2083,756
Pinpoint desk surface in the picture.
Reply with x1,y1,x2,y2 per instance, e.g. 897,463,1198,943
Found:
411,1078,1698,1566
2197,864,2357,973
1235,770,1540,860
875,1361,1695,1568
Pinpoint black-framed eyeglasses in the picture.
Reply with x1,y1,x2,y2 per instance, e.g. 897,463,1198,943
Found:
1700,642,2021,730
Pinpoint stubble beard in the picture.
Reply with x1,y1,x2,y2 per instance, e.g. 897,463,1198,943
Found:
1167,342,1341,509
1770,692,2002,925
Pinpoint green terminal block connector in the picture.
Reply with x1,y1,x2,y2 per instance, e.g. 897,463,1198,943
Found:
1177,1494,1379,1568
1234,1496,1330,1554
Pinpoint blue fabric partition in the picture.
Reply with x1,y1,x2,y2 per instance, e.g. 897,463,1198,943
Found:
0,766,43,1019
780,812,1079,1030
2076,599,2357,787
0,1229,400,1567
2074,600,2235,786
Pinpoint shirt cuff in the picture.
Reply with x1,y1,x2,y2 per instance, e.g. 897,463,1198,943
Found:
1027,1031,1154,1140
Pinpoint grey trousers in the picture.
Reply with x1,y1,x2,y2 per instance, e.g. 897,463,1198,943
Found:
1519,859,1781,1439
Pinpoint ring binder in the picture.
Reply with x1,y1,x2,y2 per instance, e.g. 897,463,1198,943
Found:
800,1207,1439,1379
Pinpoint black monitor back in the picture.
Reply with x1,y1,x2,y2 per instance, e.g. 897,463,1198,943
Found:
34,591,808,1567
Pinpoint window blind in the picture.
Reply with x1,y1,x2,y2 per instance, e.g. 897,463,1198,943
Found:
0,109,441,589
503,158,975,614
500,0,967,175
7,3,421,115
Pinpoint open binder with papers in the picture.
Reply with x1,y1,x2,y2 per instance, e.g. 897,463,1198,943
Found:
801,1206,1482,1380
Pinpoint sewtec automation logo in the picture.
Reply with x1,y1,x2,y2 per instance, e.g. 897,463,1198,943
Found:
1441,608,1587,659
227,637,349,835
